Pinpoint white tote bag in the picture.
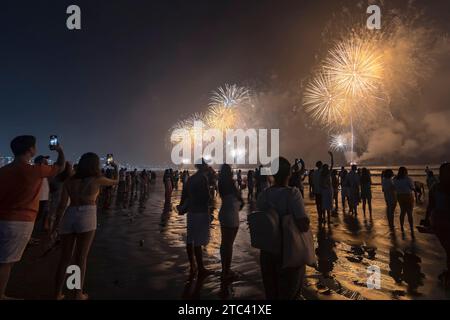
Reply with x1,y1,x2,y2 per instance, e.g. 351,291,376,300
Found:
281,214,316,268
281,189,317,269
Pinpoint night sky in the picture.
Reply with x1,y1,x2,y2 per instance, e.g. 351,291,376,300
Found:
1,0,449,167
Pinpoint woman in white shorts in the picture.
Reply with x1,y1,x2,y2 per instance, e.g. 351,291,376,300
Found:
52,153,118,300
218,164,244,280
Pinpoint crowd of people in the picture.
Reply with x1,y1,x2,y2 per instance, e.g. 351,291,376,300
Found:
0,135,449,300
175,154,450,298
0,136,155,300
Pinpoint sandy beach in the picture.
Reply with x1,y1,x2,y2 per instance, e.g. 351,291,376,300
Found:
6,169,450,300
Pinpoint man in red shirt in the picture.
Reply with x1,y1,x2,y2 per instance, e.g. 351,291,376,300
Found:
0,135,65,299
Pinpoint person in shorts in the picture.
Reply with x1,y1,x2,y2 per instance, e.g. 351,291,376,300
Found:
0,135,65,299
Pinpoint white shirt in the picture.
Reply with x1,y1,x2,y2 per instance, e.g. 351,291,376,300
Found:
40,178,50,201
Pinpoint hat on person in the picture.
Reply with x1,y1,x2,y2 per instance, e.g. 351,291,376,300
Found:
34,155,50,164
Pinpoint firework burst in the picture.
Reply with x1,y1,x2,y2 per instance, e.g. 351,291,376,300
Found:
205,105,239,131
324,35,384,99
206,84,253,130
303,72,346,128
330,132,353,151
170,113,205,143
209,84,251,109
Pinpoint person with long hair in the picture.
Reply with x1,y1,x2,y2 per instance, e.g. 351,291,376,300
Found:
218,164,243,280
427,163,450,289
52,152,118,300
382,169,397,229
256,157,310,299
393,167,415,237
360,168,373,219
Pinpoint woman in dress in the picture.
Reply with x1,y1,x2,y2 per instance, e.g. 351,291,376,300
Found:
218,164,244,280
320,164,333,225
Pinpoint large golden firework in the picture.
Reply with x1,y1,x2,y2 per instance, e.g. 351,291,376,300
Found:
324,35,384,99
205,105,239,131
303,72,346,128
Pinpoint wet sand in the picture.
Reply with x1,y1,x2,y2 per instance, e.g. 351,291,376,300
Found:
7,175,450,300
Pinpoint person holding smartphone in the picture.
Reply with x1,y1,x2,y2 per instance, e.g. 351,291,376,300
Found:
0,135,65,299
52,152,118,300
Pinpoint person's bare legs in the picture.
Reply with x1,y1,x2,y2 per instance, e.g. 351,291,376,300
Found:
195,246,212,276
73,231,95,300
407,209,415,238
362,199,367,217
400,207,406,233
186,243,197,277
55,234,76,300
341,194,346,213
220,227,238,279
0,263,14,299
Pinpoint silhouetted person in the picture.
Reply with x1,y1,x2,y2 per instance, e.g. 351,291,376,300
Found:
163,169,173,212
394,167,415,237
218,164,244,280
180,160,212,278
340,169,349,213
256,157,310,299
347,164,361,216
382,169,397,229
427,163,450,289
320,164,333,225
331,169,339,213
426,170,439,191
414,181,425,203
289,158,306,198
361,168,373,218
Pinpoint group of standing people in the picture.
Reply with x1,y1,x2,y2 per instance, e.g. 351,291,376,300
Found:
2,134,449,300
113,168,155,209
177,157,310,299
0,136,121,299
0,135,158,300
